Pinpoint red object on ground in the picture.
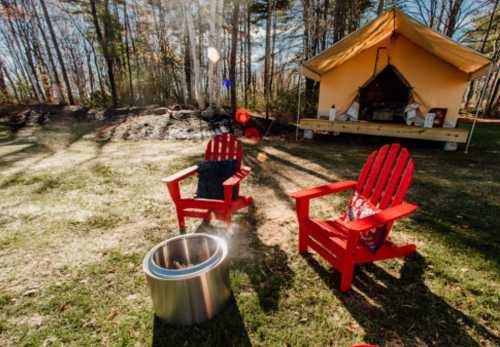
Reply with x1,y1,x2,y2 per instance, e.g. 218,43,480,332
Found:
235,108,250,125
290,144,418,292
244,127,260,142
163,133,253,233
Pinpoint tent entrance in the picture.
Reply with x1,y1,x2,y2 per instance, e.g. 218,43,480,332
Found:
359,65,411,123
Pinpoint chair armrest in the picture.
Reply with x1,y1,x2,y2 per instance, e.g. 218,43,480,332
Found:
290,180,357,201
345,202,417,232
223,168,251,204
162,165,198,184
223,167,251,187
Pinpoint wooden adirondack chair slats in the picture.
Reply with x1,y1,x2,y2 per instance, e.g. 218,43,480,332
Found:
360,144,390,198
291,143,418,292
379,149,411,209
370,144,400,204
356,152,376,192
164,133,252,233
204,132,242,163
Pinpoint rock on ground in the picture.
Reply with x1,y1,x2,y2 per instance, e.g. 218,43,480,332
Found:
96,108,232,141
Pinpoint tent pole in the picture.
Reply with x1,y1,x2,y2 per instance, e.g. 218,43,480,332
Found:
295,72,303,141
464,57,497,154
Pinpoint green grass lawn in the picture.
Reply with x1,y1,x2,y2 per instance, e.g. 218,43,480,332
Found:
0,120,498,346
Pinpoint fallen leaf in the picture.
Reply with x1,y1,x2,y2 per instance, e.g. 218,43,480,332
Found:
106,308,118,320
59,303,70,312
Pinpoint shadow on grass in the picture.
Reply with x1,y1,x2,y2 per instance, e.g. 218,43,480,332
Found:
304,252,499,346
410,180,500,267
0,145,55,189
152,294,251,347
234,204,294,311
194,204,294,312
243,145,296,210
0,120,103,188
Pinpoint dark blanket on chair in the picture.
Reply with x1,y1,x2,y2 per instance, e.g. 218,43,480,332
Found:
196,160,238,200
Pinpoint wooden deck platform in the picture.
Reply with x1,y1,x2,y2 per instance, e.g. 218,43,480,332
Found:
299,119,469,143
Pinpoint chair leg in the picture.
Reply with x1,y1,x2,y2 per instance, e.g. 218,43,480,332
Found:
340,263,355,292
224,210,232,225
177,210,186,234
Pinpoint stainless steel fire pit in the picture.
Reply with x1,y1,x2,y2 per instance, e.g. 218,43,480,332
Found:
143,233,230,325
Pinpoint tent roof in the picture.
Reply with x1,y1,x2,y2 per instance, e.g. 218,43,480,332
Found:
302,9,491,81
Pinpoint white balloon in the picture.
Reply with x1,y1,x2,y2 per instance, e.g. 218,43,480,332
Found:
207,47,220,63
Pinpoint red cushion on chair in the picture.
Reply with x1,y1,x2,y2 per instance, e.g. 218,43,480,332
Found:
343,192,386,253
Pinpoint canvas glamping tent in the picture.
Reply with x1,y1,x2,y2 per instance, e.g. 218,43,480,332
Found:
298,8,492,149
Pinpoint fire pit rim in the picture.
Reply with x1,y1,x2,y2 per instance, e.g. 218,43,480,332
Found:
143,233,228,281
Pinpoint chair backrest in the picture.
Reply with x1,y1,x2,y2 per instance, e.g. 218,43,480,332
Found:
205,133,243,169
356,143,414,210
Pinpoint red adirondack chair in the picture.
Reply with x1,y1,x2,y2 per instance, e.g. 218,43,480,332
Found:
291,144,418,292
163,133,253,233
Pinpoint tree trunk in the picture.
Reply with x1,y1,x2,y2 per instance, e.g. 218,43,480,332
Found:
0,26,37,100
183,0,203,109
480,0,498,53
435,0,447,31
1,61,19,102
264,0,273,119
0,60,8,100
230,0,240,116
86,47,95,98
321,0,329,51
377,0,385,15
445,0,463,38
245,3,252,107
207,0,218,107
123,0,134,105
40,0,74,104
90,0,118,107
90,40,105,96
184,30,193,104
487,74,500,115
333,0,346,42
239,16,244,103
465,0,498,108
303,0,310,59
311,0,320,55
303,0,316,115
31,0,65,104
67,43,86,103
7,16,44,102
270,1,277,97
429,0,437,27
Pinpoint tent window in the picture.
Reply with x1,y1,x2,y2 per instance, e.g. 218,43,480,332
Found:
359,65,410,123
